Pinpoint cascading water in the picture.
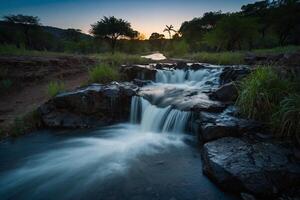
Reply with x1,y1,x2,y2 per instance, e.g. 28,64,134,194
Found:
130,96,191,133
155,68,221,88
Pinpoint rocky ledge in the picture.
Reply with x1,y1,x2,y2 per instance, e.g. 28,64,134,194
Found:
38,82,138,128
202,137,300,198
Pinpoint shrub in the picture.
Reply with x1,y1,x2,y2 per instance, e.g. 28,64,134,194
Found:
236,67,293,121
47,81,65,97
89,64,120,83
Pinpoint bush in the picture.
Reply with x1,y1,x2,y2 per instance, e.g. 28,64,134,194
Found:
166,40,189,57
47,81,65,97
89,64,120,83
236,67,293,121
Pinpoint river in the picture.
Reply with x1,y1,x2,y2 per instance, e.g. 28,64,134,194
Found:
0,64,238,200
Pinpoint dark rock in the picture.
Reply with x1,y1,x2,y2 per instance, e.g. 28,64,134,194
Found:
189,63,206,70
199,122,239,143
220,66,251,85
240,193,257,200
202,137,300,198
175,61,188,69
133,79,152,87
39,82,138,128
120,65,156,81
209,82,238,102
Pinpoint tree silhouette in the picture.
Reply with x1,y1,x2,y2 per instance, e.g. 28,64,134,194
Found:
3,14,41,48
163,25,176,39
90,16,138,54
149,32,165,40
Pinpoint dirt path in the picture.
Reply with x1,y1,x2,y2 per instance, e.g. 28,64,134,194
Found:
0,73,88,130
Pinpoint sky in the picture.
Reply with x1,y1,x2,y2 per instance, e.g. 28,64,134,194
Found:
0,0,257,38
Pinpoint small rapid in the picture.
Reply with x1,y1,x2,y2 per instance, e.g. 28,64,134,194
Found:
0,64,238,200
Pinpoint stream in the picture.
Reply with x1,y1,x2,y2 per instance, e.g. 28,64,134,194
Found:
0,64,239,200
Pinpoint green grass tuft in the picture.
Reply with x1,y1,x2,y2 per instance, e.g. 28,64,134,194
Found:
236,67,293,121
89,64,120,83
47,81,65,97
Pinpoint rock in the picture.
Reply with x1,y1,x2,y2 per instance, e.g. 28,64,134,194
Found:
174,61,188,69
202,137,300,198
133,79,152,87
189,63,206,70
220,67,251,85
39,82,139,128
240,193,257,200
199,122,239,143
120,65,156,81
209,82,238,102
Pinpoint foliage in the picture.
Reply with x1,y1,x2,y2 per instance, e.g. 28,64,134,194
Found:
47,81,65,97
163,25,176,39
272,94,300,142
203,14,259,51
165,40,189,57
92,52,149,65
184,51,245,65
88,64,120,83
11,110,42,136
90,16,138,54
236,67,293,121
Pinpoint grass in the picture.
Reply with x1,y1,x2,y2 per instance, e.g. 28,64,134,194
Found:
89,64,120,83
91,52,150,66
0,44,71,57
47,81,65,97
236,66,300,143
180,45,300,65
184,51,245,65
11,110,42,136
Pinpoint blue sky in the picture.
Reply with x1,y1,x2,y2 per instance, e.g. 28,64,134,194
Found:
0,0,257,37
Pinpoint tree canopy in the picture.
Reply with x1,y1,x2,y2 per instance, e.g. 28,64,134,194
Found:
90,16,138,54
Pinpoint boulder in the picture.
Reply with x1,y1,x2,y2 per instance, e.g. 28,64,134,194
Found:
209,82,238,102
202,137,300,198
220,67,251,85
120,65,156,81
39,82,139,128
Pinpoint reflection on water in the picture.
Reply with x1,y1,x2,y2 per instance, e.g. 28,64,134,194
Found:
141,53,166,61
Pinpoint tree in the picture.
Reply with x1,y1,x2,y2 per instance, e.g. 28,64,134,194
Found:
90,16,138,54
3,14,41,48
163,25,176,39
204,14,258,51
149,32,165,40
64,29,82,42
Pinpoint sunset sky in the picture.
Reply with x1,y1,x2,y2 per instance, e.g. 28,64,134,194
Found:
0,0,257,38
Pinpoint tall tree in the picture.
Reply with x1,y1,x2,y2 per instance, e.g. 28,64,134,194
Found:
3,14,41,48
163,25,176,39
90,16,138,54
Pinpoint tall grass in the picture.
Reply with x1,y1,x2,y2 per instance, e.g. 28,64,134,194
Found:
253,45,300,55
0,44,71,57
237,66,300,143
89,64,120,83
47,81,65,97
184,51,245,65
272,94,300,142
236,67,293,121
92,52,149,66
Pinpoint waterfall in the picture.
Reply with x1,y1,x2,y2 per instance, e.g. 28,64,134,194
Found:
155,69,221,87
130,96,190,133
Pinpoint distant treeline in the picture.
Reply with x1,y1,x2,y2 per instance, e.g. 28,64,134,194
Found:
0,0,299,54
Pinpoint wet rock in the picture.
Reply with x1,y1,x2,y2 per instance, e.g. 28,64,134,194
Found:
189,63,206,70
209,82,238,102
120,65,156,81
240,193,256,200
174,61,188,69
39,82,139,128
245,52,300,67
133,79,152,87
202,137,300,198
220,66,251,85
199,122,239,143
